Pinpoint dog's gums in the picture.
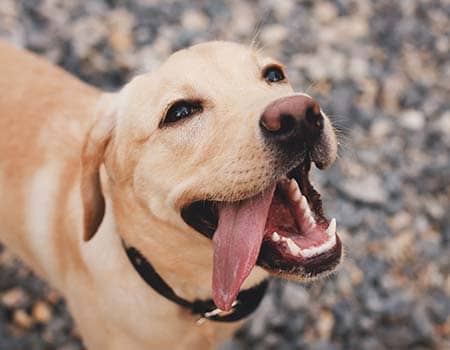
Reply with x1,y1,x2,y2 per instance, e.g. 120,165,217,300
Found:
181,159,342,310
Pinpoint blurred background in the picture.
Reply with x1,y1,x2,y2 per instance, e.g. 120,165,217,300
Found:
0,0,449,349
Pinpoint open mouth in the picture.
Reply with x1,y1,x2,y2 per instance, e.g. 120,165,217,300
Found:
181,160,341,311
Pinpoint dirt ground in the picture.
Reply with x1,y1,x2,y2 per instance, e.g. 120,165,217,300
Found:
0,1,449,349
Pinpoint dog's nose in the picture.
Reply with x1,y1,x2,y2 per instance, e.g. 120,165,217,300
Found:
260,95,324,146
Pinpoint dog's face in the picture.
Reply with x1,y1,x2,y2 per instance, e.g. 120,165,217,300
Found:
82,41,341,311
111,42,297,208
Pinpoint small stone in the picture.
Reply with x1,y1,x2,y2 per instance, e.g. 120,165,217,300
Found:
423,197,445,220
347,261,364,286
32,301,52,323
384,230,415,263
314,2,338,24
339,175,388,205
1,288,28,308
398,109,425,131
260,25,288,47
230,2,256,37
380,74,407,114
388,211,412,231
13,309,33,329
433,111,450,140
370,118,393,139
365,289,384,314
412,304,436,342
262,333,281,348
273,0,295,21
319,17,368,43
317,309,335,340
108,8,135,54
282,283,309,310
71,17,108,59
181,10,209,31
357,78,378,108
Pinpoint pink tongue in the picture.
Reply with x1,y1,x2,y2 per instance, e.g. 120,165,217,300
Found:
212,185,275,311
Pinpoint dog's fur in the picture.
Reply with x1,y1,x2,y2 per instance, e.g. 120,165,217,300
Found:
0,40,337,349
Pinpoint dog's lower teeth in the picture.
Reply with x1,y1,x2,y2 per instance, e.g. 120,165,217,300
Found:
325,218,336,237
285,238,301,256
271,231,280,242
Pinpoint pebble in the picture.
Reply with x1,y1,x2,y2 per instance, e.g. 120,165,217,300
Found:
108,8,135,54
433,111,450,140
380,74,407,113
181,9,209,31
281,283,309,311
314,2,338,23
316,309,335,340
12,309,33,329
388,211,412,231
398,109,425,131
272,0,295,21
339,174,388,205
230,2,256,37
32,301,52,323
260,25,288,47
1,288,29,308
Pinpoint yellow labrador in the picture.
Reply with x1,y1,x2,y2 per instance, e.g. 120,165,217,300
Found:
0,40,342,349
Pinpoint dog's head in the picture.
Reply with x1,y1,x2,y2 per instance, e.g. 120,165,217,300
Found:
81,41,341,310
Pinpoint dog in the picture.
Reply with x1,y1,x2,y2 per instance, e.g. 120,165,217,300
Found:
0,39,342,349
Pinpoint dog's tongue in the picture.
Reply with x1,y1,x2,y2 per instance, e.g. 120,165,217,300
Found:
212,185,275,311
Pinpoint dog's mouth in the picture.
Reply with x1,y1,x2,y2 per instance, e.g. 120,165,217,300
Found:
181,160,341,311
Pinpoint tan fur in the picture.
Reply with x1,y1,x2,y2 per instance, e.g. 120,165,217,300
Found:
0,40,337,349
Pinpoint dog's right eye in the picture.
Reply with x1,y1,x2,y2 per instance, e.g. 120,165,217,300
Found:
161,100,203,126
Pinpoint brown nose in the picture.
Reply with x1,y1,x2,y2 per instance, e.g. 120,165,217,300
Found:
260,95,324,146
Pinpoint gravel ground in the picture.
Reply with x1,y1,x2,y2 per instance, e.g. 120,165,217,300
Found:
1,0,449,349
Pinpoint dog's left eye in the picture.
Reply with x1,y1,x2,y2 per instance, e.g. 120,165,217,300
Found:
263,66,285,83
162,100,203,126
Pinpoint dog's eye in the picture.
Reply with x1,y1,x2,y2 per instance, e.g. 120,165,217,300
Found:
162,100,203,126
263,66,285,83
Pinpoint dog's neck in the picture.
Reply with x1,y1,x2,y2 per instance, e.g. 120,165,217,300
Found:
105,185,268,302
122,241,269,322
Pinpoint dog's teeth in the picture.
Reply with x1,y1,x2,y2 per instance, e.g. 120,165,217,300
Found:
271,232,280,242
300,195,308,211
289,179,301,202
285,238,301,256
300,196,316,227
289,178,297,192
326,218,336,237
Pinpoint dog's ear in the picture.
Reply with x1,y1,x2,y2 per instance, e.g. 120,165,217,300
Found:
81,96,116,241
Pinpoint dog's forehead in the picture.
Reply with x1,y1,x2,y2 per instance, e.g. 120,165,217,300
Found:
158,41,271,81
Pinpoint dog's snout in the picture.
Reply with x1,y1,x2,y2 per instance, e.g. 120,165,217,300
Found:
260,95,324,150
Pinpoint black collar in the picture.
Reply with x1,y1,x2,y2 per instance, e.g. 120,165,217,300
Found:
123,243,268,323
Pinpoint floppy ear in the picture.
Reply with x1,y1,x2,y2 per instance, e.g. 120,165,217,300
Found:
81,98,116,241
